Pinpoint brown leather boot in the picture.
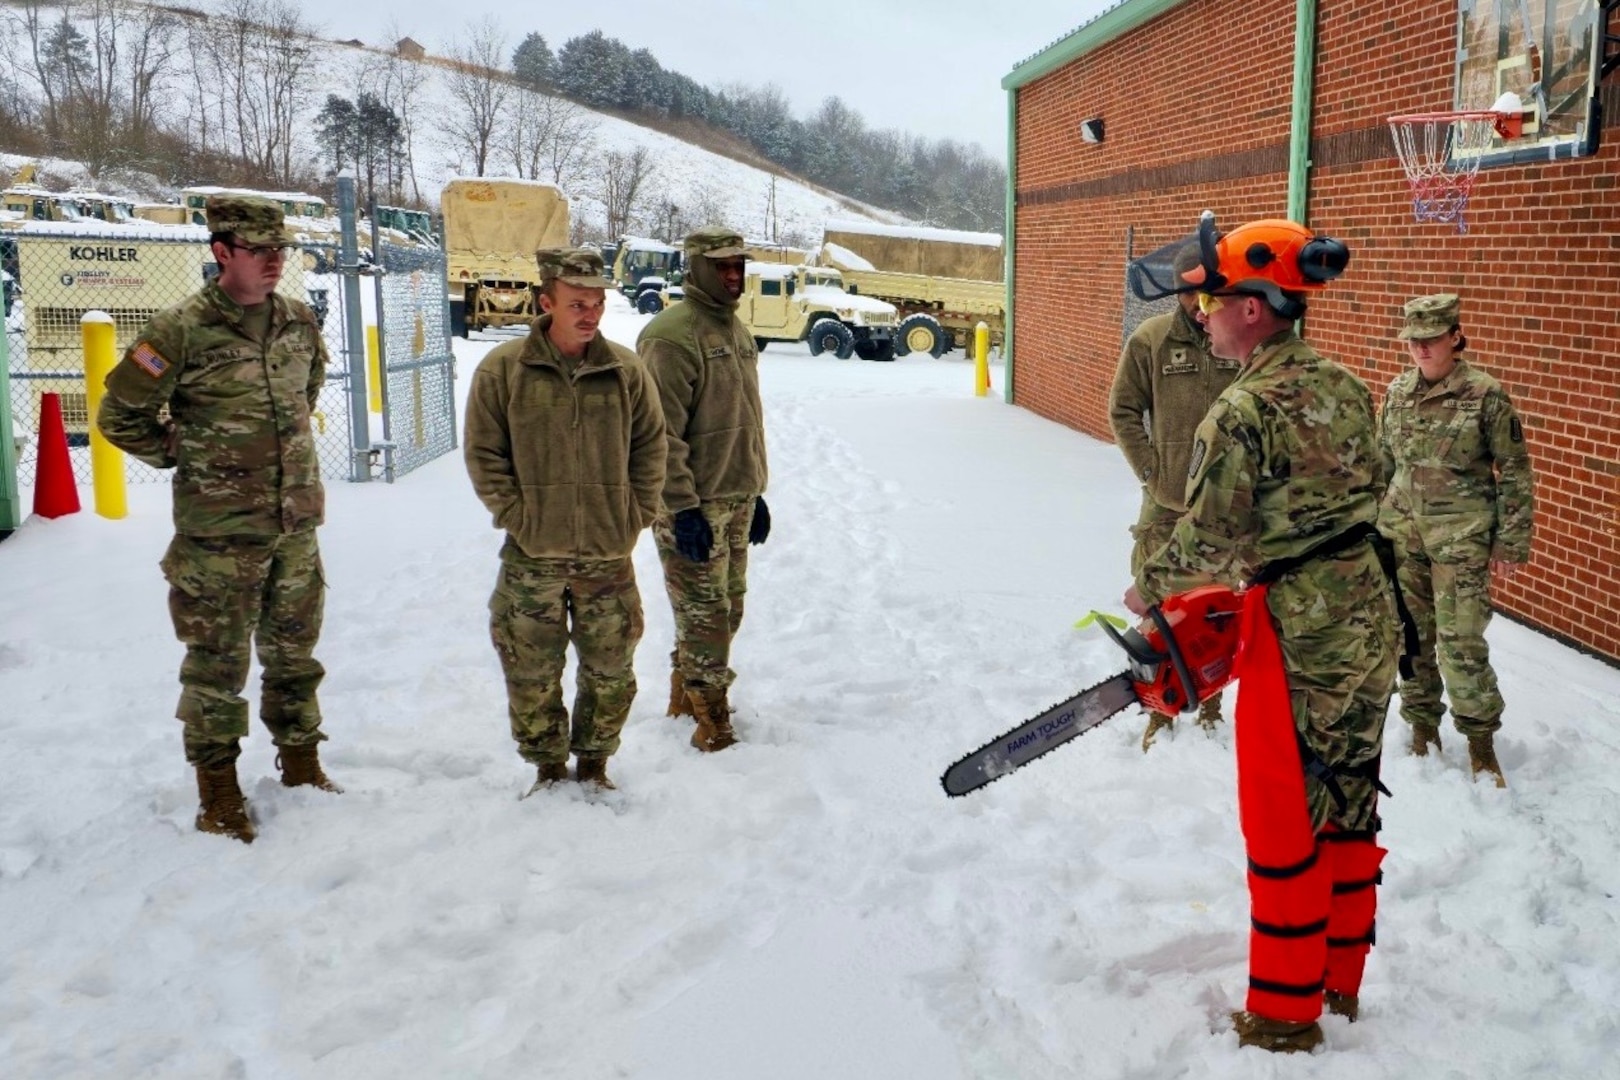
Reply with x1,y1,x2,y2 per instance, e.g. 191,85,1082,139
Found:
277,743,342,792
1467,733,1507,788
1324,990,1359,1022
195,763,256,843
1195,696,1223,733
687,687,738,752
576,756,617,790
1141,711,1174,752
1410,723,1441,757
1231,1010,1323,1053
522,761,570,799
667,668,694,718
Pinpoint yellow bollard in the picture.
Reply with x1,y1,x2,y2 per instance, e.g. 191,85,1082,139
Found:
974,321,991,397
80,312,127,520
366,325,382,414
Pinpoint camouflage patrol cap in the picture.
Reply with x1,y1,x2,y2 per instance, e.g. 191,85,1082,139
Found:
1398,293,1461,340
684,225,749,260
536,246,614,288
205,194,295,247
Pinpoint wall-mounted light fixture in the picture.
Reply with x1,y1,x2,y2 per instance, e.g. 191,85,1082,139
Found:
1080,117,1105,144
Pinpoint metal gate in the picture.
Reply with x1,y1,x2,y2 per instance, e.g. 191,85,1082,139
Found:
368,237,457,481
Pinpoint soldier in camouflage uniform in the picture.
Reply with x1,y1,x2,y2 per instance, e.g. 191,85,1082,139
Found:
464,248,666,796
1125,218,1399,1053
637,226,770,753
1110,243,1240,749
1378,294,1533,787
97,195,337,845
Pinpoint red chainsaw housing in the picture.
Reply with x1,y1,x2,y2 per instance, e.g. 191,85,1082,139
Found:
1126,584,1244,715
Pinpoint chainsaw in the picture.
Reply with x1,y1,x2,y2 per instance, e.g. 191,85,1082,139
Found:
940,584,1244,797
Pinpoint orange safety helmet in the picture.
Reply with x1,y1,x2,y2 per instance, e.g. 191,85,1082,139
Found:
1181,212,1350,318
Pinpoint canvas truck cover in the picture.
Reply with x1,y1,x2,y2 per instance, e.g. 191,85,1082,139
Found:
821,219,1003,282
441,178,569,279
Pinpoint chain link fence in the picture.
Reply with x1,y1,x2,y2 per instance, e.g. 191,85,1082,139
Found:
3,178,454,505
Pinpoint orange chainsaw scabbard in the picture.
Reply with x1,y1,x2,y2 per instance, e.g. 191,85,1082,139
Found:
1234,584,1329,1022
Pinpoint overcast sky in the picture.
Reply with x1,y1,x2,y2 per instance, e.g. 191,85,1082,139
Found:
304,1,1115,156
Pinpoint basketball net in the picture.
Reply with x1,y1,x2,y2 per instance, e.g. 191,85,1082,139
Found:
1388,96,1524,232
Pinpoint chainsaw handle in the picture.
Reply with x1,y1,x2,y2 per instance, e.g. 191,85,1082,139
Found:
1148,604,1201,715
1097,615,1166,666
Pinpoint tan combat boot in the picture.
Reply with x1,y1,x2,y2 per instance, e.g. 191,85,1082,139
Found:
277,743,343,793
576,756,617,791
1410,723,1442,757
1195,696,1223,734
1324,991,1359,1022
1141,712,1175,752
687,687,738,753
195,763,256,844
522,761,570,799
1231,1010,1324,1053
667,668,694,719
1467,733,1507,788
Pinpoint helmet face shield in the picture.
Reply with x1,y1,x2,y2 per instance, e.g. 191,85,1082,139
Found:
1126,229,1206,302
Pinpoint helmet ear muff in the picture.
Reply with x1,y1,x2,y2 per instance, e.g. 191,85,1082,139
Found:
1298,236,1350,283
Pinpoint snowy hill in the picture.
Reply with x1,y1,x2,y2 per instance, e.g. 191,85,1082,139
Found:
0,20,902,245
3,302,1619,1078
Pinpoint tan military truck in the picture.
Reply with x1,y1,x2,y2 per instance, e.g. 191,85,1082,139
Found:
738,263,899,361
441,177,569,336
819,220,1005,356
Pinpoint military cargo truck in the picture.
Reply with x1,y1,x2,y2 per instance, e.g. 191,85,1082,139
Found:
737,264,898,361
819,220,1005,355
441,178,570,336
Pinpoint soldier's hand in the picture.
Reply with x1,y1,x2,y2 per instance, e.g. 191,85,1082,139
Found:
1123,585,1149,616
748,496,771,545
162,421,180,462
673,507,713,562
1490,559,1524,581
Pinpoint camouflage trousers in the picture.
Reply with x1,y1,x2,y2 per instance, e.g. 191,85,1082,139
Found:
1128,491,1183,577
1273,564,1400,834
488,541,644,766
160,530,326,768
1394,540,1503,736
653,496,755,689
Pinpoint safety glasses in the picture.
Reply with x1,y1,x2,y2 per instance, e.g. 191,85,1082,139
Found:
1196,292,1229,316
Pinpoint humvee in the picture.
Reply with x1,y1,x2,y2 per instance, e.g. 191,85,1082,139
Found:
738,264,898,361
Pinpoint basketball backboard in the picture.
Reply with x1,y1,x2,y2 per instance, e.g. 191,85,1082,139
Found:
1455,0,1605,163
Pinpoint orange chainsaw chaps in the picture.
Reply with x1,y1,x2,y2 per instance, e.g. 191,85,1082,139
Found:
1323,830,1386,998
1235,583,1327,1022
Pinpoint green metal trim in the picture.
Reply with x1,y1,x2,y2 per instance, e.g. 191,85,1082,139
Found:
1003,0,1191,90
1004,89,1017,403
0,320,20,535
1287,0,1319,224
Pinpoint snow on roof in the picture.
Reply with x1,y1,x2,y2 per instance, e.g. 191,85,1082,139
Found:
445,175,563,193
748,263,802,280
823,218,1002,247
821,241,874,271
619,235,679,253
183,185,327,205
0,219,211,239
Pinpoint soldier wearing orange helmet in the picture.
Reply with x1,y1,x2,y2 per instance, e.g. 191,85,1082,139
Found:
1124,213,1414,1053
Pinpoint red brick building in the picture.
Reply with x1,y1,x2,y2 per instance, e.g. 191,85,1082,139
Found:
1002,0,1620,661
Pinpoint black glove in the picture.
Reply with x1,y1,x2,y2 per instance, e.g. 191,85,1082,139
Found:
673,507,713,562
748,495,771,545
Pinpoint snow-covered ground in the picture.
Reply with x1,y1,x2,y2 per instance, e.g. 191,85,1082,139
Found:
2,295,1618,1078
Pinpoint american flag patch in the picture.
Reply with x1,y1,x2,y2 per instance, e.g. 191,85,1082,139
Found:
131,341,169,378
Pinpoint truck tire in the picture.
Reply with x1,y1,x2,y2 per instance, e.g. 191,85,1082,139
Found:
895,313,948,359
636,290,664,315
450,294,468,338
807,318,855,360
854,340,896,362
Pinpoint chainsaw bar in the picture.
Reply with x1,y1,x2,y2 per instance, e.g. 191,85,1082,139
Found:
940,672,1139,797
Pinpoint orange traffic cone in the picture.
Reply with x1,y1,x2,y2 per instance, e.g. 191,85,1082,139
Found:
33,392,81,519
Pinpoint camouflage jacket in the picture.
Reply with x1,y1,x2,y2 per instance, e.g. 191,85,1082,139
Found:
96,281,328,537
1136,331,1391,637
1109,305,1239,511
463,315,666,560
636,285,768,513
1377,358,1534,563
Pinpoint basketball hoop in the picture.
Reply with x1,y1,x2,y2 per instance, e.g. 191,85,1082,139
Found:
1388,100,1524,232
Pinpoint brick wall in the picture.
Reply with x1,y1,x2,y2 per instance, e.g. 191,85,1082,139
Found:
1012,0,1620,661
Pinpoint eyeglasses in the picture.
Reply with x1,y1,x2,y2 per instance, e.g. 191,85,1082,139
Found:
230,242,290,259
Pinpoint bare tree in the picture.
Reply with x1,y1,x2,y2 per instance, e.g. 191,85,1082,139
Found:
598,145,653,239
498,88,595,194
13,0,65,141
441,17,511,177
124,2,181,154
373,20,431,203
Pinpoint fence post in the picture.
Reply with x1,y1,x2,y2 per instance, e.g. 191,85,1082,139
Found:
80,311,127,519
336,171,372,482
0,318,19,539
